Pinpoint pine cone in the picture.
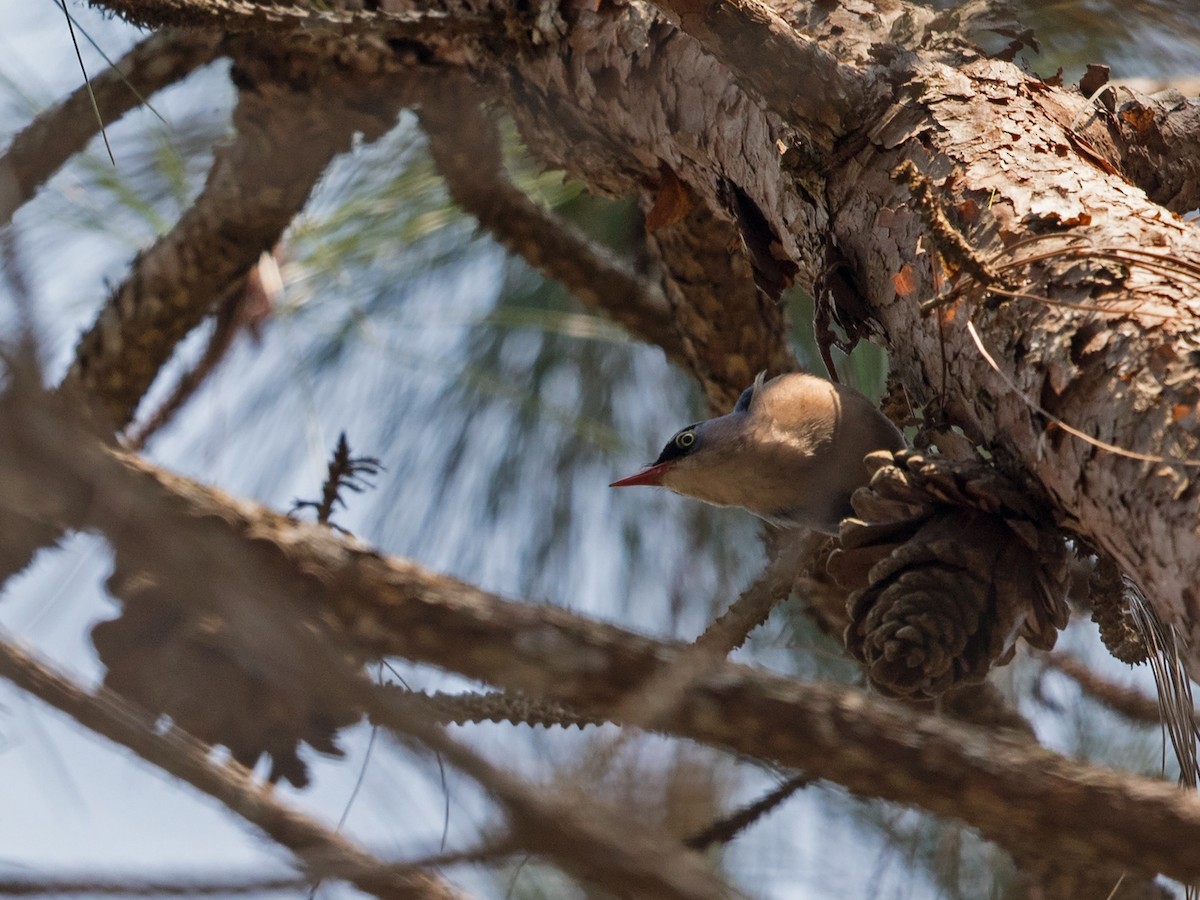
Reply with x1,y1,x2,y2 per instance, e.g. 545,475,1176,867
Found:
1088,553,1150,665
829,450,1070,699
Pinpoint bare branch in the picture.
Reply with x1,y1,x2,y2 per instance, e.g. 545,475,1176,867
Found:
684,774,811,851
377,687,604,729
0,639,460,900
1043,653,1184,728
0,875,308,896
0,385,734,900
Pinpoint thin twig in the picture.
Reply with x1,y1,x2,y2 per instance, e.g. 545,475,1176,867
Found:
684,773,811,850
580,531,811,779
372,687,605,729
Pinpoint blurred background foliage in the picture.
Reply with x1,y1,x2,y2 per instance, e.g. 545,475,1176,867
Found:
1,0,1199,897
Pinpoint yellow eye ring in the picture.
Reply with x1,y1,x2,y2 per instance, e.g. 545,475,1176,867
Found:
676,431,695,449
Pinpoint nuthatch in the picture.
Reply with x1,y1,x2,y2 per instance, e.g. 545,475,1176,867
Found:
611,372,905,534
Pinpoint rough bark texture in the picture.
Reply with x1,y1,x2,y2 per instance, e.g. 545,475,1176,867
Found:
7,0,1200,894
473,0,1200,661
1078,82,1200,212
828,56,1200,647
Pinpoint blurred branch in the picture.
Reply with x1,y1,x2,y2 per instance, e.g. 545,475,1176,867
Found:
4,386,1200,886
0,639,459,900
377,687,605,729
65,62,410,430
0,58,413,593
0,29,222,228
694,528,812,654
0,875,308,896
646,202,795,411
363,684,732,900
0,384,733,900
1043,652,1188,727
88,0,494,40
684,773,811,851
419,79,685,361
126,249,279,451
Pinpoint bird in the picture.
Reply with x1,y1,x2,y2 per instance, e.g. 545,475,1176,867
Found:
611,371,905,534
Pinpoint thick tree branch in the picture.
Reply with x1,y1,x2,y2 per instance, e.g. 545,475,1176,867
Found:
3,387,1200,886
1075,85,1200,213
0,29,222,228
646,0,868,145
0,385,734,900
828,57,1200,653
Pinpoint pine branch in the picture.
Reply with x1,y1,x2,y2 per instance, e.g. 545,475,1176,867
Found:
375,687,605,729
0,875,307,896
64,64,411,430
684,774,811,850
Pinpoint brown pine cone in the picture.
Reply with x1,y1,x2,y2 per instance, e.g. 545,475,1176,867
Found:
829,450,1070,700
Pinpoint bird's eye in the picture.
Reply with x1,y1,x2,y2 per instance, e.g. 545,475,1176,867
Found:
675,431,695,449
